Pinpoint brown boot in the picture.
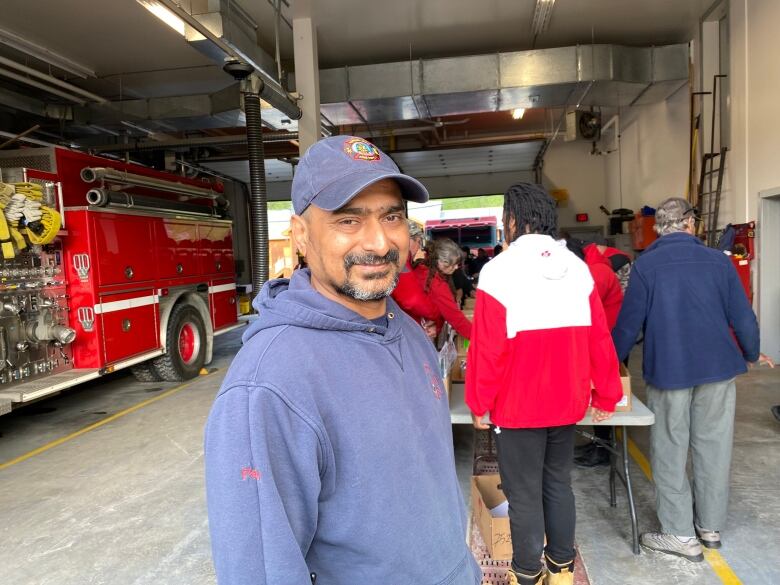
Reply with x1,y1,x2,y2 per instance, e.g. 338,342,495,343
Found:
544,554,574,585
507,567,546,585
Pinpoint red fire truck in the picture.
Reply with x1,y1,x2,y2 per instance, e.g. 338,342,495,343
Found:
0,147,241,416
425,216,500,255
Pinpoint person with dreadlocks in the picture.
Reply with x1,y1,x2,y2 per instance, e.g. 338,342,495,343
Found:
465,183,623,585
411,237,473,340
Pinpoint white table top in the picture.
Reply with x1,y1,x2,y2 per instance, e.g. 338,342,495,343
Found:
449,381,655,427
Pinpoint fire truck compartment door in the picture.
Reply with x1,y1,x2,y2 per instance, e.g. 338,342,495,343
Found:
200,224,234,275
210,279,238,330
98,290,160,364
156,220,201,278
92,214,155,285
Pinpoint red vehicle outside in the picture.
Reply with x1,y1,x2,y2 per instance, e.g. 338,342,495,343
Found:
424,217,500,255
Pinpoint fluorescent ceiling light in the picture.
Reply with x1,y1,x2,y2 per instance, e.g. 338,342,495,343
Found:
137,0,186,36
512,108,526,120
531,0,556,37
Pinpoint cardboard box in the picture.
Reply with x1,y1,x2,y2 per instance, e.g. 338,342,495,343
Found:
454,334,469,357
450,356,467,382
599,363,632,412
471,474,513,560
615,364,632,412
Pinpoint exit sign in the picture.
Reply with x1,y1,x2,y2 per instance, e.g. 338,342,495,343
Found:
576,213,589,222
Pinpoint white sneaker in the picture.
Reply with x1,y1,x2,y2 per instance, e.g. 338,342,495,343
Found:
640,532,704,562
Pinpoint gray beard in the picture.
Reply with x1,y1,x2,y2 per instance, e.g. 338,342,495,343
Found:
336,270,400,301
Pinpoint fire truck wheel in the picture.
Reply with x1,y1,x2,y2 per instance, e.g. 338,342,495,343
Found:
130,362,163,382
153,303,207,381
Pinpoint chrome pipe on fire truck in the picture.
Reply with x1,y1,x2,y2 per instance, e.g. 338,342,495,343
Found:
80,166,226,205
86,188,219,218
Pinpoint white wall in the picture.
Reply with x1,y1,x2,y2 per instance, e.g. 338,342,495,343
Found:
602,87,690,217
728,0,780,355
541,139,608,232
728,0,780,221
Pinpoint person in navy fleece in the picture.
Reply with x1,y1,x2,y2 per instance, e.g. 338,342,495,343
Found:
204,136,481,585
612,197,773,561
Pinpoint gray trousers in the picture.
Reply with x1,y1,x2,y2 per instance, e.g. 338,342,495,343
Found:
646,378,736,537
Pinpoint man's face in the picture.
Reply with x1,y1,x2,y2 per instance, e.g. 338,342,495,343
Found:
293,179,409,302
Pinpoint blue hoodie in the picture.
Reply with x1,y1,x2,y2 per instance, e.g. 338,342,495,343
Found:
612,232,760,390
205,269,481,585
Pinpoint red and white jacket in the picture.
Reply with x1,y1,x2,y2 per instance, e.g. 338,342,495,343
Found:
465,235,622,428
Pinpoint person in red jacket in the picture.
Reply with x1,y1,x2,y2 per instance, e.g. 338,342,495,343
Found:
392,221,438,334
567,238,625,467
583,243,623,329
412,237,472,340
466,183,622,585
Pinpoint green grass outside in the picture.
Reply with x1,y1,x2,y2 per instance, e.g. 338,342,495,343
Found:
439,195,503,210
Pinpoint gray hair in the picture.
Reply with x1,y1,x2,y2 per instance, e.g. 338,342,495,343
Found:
432,237,463,267
654,197,696,236
408,219,424,241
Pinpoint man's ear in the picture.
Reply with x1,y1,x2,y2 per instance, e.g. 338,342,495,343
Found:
290,214,309,257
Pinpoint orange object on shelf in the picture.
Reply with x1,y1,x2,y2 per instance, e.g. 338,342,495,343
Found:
629,214,658,250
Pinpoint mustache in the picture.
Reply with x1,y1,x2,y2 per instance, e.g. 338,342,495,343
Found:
344,249,401,270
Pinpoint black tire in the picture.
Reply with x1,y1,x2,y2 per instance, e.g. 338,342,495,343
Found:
130,362,163,382
151,303,207,382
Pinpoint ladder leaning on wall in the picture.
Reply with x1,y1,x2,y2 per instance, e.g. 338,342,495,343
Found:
695,74,728,247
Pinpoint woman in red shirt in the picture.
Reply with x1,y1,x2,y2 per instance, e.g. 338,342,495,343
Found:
411,238,472,340
392,221,438,323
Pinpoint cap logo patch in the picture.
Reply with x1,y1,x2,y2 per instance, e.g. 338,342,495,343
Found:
343,138,381,162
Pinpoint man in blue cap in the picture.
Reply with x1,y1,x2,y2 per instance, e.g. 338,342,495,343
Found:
205,136,481,585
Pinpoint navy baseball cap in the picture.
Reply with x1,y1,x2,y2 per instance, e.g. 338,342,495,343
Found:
291,135,429,215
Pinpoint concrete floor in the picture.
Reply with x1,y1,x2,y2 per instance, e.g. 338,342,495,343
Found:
0,331,778,585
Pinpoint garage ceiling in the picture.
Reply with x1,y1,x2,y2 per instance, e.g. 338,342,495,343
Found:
392,141,543,178
247,0,712,67
204,158,294,184
0,0,711,183
203,140,544,186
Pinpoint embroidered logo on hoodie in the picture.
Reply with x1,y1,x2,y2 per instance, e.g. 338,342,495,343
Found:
423,363,443,400
241,467,261,481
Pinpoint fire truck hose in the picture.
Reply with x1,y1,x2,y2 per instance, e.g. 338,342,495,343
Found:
10,182,60,245
0,182,19,258
13,182,43,200
26,205,61,245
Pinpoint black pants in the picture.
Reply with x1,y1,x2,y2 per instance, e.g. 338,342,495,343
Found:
495,425,576,574
594,425,613,443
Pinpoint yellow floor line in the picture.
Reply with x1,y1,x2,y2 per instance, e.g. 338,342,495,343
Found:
0,370,217,471
622,433,743,585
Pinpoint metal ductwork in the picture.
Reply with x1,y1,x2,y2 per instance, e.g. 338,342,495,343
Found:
290,43,688,125
156,0,301,123
82,131,298,154
74,83,296,134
